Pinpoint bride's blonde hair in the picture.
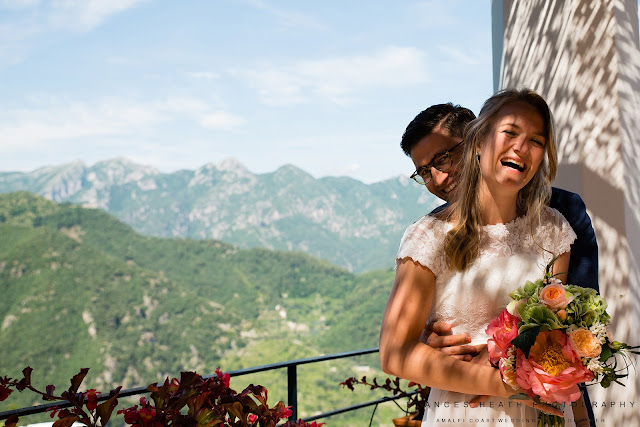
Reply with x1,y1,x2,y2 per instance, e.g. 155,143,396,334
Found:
441,88,558,271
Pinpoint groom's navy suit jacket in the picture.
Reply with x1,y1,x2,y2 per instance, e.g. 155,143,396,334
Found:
548,187,599,292
431,186,600,426
549,188,599,427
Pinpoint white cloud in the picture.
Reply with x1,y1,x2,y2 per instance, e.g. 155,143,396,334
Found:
162,96,246,130
187,71,220,80
0,20,41,64
244,0,326,31
0,0,149,65
242,68,308,106
238,46,429,106
332,163,361,176
437,45,481,66
0,95,246,152
1,0,40,8
49,0,150,31
0,100,162,150
164,96,211,115
199,112,247,130
414,0,461,29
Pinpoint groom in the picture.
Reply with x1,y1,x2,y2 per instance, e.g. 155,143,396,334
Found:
401,102,599,426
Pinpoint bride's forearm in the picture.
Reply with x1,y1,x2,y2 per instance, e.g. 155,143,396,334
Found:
380,340,510,398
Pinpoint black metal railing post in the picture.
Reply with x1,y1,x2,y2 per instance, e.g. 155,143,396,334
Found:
287,364,297,422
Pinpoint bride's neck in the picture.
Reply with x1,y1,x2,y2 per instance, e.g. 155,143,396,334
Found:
478,184,519,225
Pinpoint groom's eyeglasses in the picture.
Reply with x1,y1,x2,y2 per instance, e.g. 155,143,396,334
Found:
410,140,464,185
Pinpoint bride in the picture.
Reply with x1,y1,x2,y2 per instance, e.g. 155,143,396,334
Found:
379,88,588,426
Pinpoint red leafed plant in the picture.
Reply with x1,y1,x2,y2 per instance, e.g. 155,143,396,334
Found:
1,367,324,427
0,367,120,427
340,376,430,421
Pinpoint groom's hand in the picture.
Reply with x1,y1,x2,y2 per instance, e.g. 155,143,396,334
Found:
420,321,482,361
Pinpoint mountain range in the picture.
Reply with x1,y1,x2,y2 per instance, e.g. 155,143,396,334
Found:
0,158,442,272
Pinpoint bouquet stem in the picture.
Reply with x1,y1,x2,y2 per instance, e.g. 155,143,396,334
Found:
538,410,564,427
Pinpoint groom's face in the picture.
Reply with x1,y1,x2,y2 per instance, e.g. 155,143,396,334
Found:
410,127,463,202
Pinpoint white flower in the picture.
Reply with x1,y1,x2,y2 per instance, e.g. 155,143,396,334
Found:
586,357,604,374
589,323,608,344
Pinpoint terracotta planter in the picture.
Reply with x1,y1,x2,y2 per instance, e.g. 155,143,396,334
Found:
392,413,422,426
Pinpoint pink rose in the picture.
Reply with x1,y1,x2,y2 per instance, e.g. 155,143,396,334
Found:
486,308,520,366
539,281,570,310
515,330,593,404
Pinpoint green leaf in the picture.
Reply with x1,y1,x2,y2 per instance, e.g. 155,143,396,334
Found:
544,255,560,280
511,325,541,358
600,343,613,362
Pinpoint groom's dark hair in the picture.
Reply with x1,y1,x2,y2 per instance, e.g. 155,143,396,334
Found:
400,103,476,156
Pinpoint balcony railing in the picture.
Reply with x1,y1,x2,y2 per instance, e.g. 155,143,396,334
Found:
0,347,411,425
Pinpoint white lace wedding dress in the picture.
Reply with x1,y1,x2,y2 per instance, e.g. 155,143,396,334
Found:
396,207,577,427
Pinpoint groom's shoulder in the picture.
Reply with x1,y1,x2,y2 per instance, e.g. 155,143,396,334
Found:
549,187,586,212
429,202,449,215
549,187,591,232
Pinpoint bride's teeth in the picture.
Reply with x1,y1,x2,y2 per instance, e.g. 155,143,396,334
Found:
501,158,525,171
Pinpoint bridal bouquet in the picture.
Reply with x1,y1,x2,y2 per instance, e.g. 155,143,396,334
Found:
486,258,638,426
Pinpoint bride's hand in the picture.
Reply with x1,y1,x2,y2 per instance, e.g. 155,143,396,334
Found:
470,392,564,417
496,377,564,417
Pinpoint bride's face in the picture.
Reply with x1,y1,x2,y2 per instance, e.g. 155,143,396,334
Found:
477,101,547,194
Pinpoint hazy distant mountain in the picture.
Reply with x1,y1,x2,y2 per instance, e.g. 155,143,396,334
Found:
0,158,441,272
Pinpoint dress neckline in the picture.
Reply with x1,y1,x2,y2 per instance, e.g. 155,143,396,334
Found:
481,214,528,230
428,212,529,230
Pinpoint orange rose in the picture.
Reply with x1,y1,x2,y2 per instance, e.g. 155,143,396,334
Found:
539,282,570,310
568,328,602,358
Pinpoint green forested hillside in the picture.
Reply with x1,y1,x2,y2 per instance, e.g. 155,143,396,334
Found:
0,192,404,426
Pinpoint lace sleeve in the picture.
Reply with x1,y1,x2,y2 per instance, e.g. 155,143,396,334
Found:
537,207,577,256
396,215,448,276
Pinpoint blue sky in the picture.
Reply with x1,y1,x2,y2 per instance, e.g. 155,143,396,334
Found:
0,0,494,183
